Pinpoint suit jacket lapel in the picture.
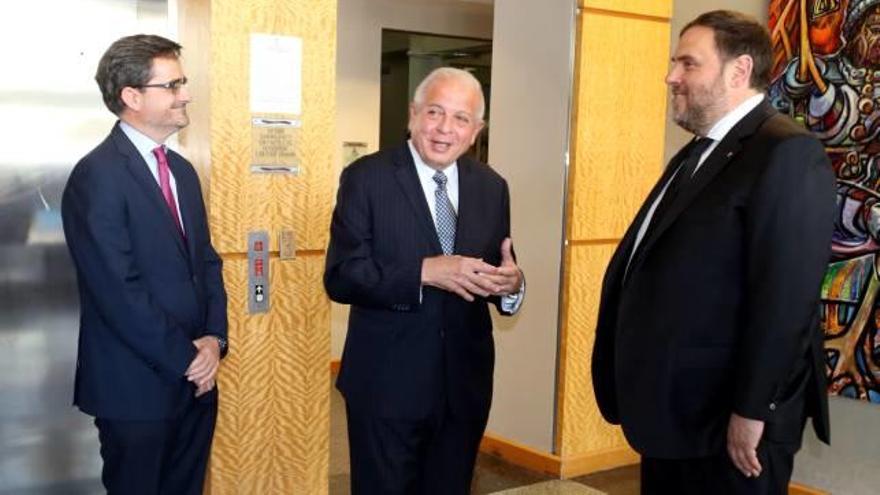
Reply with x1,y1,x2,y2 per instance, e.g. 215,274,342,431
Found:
610,145,692,284
629,100,777,273
454,157,480,255
111,124,188,259
392,144,444,254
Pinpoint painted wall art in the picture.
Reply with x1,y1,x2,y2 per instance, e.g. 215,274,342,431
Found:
769,0,880,403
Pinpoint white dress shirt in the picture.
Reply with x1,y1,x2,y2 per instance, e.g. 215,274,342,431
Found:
119,121,186,234
626,93,765,272
407,140,524,313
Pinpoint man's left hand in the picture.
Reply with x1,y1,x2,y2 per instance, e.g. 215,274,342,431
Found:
480,237,522,296
727,412,764,478
186,336,221,390
195,378,215,398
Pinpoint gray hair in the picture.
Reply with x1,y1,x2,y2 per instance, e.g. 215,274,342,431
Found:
412,67,485,121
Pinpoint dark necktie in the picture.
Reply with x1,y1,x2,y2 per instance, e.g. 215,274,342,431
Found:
433,171,456,255
152,146,185,237
650,137,713,225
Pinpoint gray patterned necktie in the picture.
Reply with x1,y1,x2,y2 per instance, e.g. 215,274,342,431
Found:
433,171,457,255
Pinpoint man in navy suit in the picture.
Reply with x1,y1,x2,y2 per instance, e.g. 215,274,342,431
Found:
62,35,228,495
325,67,524,494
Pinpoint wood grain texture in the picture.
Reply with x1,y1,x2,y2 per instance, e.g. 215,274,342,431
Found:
558,3,670,461
207,0,337,254
209,255,330,494
177,1,336,493
568,10,670,241
580,0,671,19
558,244,629,456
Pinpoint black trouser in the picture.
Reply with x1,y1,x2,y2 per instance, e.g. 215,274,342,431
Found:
345,401,488,495
640,438,798,495
94,399,217,495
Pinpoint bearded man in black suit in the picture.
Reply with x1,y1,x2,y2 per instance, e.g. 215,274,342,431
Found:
592,10,836,494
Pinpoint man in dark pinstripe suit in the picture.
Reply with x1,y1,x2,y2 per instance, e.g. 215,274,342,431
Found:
325,67,524,495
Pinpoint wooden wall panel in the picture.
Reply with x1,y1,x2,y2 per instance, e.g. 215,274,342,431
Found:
210,255,330,494
568,11,670,241
558,244,629,455
580,0,671,19
208,0,337,254
178,0,336,493
556,0,671,475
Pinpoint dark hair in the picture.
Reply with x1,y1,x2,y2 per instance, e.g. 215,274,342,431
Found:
682,10,772,90
95,34,182,115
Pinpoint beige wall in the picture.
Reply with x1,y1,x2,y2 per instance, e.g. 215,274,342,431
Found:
486,0,576,452
332,0,493,359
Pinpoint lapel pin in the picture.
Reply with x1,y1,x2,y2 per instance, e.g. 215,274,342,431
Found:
726,151,734,158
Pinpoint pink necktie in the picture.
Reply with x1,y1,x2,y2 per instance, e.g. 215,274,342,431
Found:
152,146,184,236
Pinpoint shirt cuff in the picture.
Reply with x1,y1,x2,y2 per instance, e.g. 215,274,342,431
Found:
500,275,526,314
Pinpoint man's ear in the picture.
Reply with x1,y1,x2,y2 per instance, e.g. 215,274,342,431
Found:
728,54,754,89
469,121,485,145
407,102,419,133
119,86,142,113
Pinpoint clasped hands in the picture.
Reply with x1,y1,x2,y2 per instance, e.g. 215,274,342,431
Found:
185,336,221,397
421,237,522,302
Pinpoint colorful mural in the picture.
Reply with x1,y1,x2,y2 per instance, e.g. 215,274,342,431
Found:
769,0,880,403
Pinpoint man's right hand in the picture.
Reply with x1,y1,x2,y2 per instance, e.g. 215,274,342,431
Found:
421,255,501,301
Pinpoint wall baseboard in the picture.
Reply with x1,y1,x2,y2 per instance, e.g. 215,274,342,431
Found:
479,431,827,495
558,445,639,479
479,432,562,476
479,432,638,478
788,482,829,495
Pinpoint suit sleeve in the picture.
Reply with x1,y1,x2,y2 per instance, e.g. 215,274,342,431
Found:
62,161,197,381
194,180,228,341
734,135,835,420
491,179,525,316
324,165,422,308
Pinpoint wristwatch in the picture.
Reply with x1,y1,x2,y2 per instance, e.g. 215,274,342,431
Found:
210,335,229,358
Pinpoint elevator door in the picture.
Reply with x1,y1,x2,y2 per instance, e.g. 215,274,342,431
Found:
0,2,171,492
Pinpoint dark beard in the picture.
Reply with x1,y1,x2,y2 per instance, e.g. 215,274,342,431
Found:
674,106,710,135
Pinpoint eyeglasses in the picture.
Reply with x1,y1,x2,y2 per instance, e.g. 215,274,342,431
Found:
135,77,188,92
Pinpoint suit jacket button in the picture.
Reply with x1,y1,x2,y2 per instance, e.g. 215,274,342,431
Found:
769,402,776,411
440,329,445,338
192,275,197,283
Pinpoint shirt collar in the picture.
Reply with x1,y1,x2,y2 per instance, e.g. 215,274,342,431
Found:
704,93,764,143
407,140,458,183
119,120,164,158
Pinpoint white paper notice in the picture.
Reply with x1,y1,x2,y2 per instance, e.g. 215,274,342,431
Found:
250,34,303,115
